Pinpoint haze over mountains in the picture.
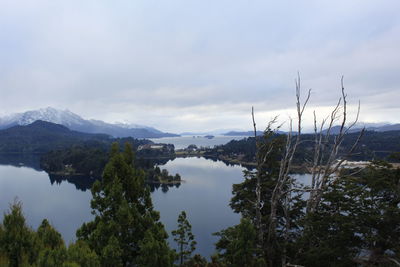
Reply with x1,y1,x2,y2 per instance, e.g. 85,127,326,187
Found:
0,107,178,139
221,123,400,136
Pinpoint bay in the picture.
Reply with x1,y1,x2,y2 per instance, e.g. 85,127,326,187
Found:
0,155,312,258
0,165,93,244
0,156,246,258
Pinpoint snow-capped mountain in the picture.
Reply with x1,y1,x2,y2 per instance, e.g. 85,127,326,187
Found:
0,107,86,127
0,107,178,138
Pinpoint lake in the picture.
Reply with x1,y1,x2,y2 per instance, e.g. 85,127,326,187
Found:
0,156,246,258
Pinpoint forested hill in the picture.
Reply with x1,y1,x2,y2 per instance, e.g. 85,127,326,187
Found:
205,130,400,163
0,120,144,154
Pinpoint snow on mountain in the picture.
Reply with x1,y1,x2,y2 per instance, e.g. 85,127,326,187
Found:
0,107,86,127
0,107,178,138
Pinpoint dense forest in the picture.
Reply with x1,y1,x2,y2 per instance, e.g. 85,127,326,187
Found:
204,130,400,166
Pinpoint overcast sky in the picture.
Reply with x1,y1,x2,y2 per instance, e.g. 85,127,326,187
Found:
0,0,399,133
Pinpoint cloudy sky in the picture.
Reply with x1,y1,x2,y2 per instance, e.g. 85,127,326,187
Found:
0,0,399,133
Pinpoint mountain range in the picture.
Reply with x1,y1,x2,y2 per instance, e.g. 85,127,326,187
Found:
320,123,400,135
223,123,400,136
0,107,178,138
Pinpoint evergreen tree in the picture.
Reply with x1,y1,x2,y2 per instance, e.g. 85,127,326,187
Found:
37,219,64,250
182,254,208,267
294,177,363,266
227,129,304,265
172,211,197,265
0,200,37,267
137,224,174,267
214,218,263,267
0,223,5,265
77,142,174,266
294,161,400,266
66,240,100,267
36,218,68,267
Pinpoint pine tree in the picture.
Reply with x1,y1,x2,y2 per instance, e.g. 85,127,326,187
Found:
294,161,400,266
66,240,100,267
0,200,37,267
36,219,68,267
172,211,197,265
214,218,264,267
137,224,174,267
77,142,174,266
228,129,304,265
37,219,64,250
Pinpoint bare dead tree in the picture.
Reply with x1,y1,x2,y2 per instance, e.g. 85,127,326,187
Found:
251,106,264,254
306,76,364,214
265,74,311,266
252,75,363,266
251,107,278,256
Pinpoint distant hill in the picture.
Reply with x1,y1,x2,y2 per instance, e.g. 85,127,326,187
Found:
0,107,179,138
228,123,400,136
365,123,400,132
209,130,400,163
0,120,111,153
321,123,400,134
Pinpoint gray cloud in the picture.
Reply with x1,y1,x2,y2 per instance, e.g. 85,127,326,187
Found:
0,0,399,132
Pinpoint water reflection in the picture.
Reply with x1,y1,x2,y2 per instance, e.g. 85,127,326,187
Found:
0,165,93,244
48,174,97,192
0,153,42,171
152,157,244,258
0,155,246,259
4,154,320,259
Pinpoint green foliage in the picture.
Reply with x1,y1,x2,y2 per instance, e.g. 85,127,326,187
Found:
66,240,100,267
214,218,263,267
294,161,400,266
37,246,68,267
0,201,37,267
41,146,109,177
172,211,197,265
295,180,363,266
147,166,182,184
101,235,123,267
62,262,80,267
230,133,286,219
37,219,65,250
204,137,257,162
137,225,175,267
0,201,102,266
228,130,304,265
206,131,400,165
182,254,208,267
77,142,174,266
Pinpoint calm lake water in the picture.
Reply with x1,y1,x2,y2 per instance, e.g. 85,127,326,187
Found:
0,165,93,244
0,156,246,258
150,135,246,149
